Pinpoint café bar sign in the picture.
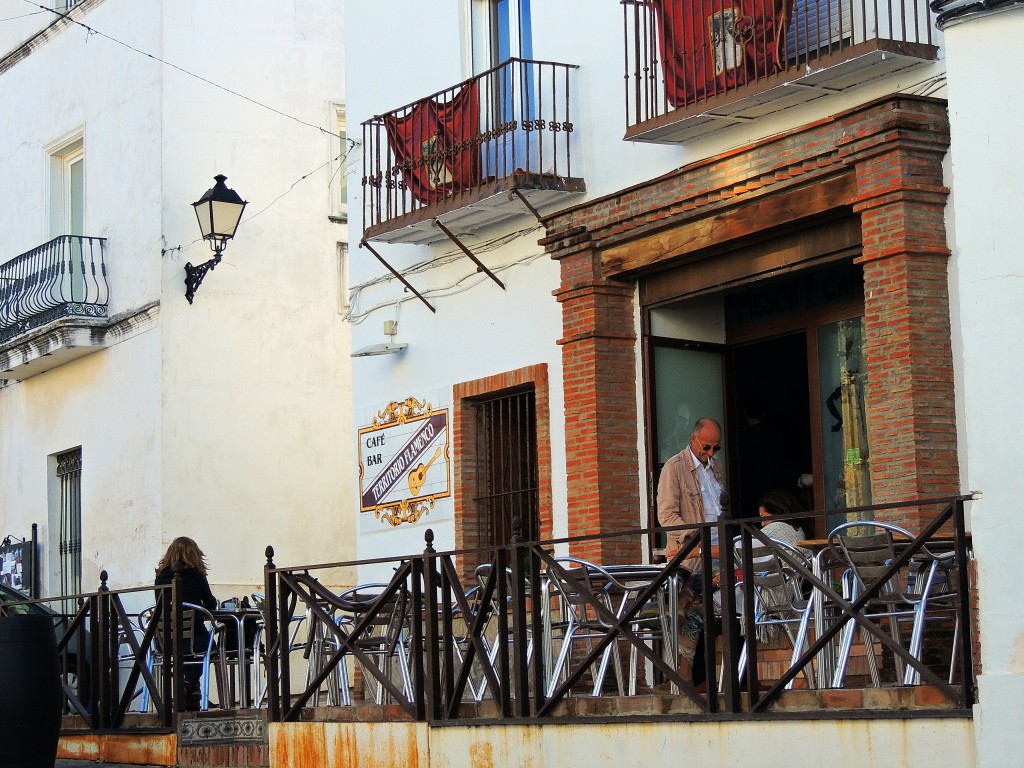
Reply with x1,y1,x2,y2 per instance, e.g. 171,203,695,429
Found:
358,397,451,527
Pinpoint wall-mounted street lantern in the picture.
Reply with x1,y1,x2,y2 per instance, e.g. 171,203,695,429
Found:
185,174,247,304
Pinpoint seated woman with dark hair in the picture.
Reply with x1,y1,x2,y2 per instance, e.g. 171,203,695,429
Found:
757,489,809,552
154,536,218,710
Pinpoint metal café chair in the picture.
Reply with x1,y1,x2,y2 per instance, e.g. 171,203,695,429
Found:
322,583,413,705
115,615,147,711
431,580,491,703
215,596,264,709
544,558,668,697
303,602,351,707
902,548,963,685
731,535,816,690
828,520,959,687
249,591,306,708
471,563,537,702
139,601,227,711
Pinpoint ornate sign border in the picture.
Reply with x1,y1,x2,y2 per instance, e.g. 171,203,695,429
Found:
358,397,451,527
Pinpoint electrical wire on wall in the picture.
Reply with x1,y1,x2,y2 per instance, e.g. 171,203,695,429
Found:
21,2,361,261
0,9,48,21
23,1,346,142
930,0,1024,27
346,250,549,325
900,72,946,98
345,234,548,325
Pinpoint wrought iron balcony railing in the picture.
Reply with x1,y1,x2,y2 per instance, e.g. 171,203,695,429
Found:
361,58,584,244
0,235,108,345
623,0,939,142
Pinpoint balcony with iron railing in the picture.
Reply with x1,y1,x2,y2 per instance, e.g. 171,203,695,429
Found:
0,235,109,380
361,58,585,246
623,0,939,143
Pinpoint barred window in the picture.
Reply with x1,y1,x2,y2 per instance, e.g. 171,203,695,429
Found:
470,386,539,547
55,448,82,602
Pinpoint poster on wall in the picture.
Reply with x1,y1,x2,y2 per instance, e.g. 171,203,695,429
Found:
358,396,452,527
0,539,33,595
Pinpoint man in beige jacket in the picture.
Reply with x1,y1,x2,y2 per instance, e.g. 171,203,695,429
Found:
657,416,724,687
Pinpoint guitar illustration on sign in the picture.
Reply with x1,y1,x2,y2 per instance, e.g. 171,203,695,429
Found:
408,446,443,496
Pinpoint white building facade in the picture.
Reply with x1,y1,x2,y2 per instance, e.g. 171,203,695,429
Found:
344,1,1024,766
0,0,354,601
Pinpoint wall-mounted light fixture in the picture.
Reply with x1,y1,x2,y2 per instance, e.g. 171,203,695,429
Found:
185,174,247,304
352,319,408,357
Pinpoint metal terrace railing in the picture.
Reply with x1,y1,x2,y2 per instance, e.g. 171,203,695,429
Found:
0,495,974,732
623,0,939,141
361,58,582,243
0,578,177,730
0,235,108,344
264,494,976,724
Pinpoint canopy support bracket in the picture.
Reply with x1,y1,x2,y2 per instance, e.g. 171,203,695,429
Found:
433,219,506,290
511,187,543,224
359,240,436,313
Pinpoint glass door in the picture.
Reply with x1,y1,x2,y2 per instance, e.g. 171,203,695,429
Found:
652,345,726,466
649,343,726,553
816,316,872,533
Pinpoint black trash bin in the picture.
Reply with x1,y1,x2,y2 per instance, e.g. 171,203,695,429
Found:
0,613,63,768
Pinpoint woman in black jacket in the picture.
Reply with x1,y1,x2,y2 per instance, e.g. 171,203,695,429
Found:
154,536,218,710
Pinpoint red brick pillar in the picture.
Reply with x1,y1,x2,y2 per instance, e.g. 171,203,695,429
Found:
546,229,642,563
854,122,958,528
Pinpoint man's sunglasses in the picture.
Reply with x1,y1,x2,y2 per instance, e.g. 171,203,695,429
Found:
691,435,721,453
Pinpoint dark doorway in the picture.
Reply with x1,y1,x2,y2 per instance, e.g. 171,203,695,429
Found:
732,334,813,517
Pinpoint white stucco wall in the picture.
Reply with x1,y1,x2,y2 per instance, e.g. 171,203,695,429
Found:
156,0,353,594
942,8,1024,767
0,0,164,594
0,331,162,594
0,0,355,603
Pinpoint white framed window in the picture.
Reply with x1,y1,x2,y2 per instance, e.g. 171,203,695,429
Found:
329,103,348,219
47,132,85,238
337,242,350,313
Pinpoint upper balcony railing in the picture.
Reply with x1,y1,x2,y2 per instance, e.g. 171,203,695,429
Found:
0,235,108,345
623,0,939,142
361,58,585,245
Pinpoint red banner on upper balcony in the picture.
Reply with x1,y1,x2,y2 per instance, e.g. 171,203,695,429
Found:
384,81,481,206
649,0,793,107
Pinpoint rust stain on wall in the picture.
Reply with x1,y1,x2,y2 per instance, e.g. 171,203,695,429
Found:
102,734,176,766
57,735,100,761
271,723,324,768
1009,631,1024,674
469,741,494,768
59,734,175,766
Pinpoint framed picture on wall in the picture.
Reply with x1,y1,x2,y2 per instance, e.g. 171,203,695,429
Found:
0,539,33,596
